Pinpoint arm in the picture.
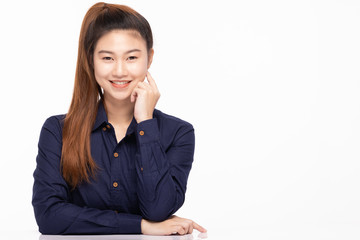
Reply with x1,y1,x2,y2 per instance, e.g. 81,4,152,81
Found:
130,72,194,221
135,119,195,221
32,116,141,234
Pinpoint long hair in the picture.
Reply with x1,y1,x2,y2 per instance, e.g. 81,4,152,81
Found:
61,2,153,189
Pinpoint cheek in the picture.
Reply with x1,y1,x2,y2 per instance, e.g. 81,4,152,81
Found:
129,60,148,78
94,62,111,80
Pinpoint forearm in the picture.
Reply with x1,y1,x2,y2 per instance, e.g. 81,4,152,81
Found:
136,165,184,221
33,174,142,234
135,119,194,221
34,201,141,234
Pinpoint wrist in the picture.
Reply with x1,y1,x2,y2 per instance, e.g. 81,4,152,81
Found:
136,116,152,124
141,219,151,234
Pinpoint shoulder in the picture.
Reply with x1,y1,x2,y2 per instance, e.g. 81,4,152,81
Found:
40,114,66,141
153,109,194,131
42,114,66,130
153,109,194,145
153,109,195,149
36,115,67,174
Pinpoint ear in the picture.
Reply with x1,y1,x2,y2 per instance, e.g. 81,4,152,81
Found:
147,48,154,69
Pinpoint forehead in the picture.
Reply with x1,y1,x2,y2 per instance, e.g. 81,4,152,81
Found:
95,29,147,52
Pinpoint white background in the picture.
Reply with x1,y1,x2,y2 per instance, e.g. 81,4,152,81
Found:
0,0,360,239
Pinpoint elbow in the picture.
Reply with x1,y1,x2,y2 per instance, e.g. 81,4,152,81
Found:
37,220,65,235
34,207,67,235
36,214,67,235
139,184,185,221
39,227,63,235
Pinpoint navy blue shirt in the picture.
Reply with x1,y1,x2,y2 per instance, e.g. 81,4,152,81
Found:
32,102,195,234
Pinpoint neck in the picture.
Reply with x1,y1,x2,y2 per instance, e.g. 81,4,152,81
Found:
103,96,134,126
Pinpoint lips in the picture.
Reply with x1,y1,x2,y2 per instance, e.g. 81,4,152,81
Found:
109,80,131,89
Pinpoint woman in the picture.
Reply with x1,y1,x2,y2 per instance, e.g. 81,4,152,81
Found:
32,2,206,235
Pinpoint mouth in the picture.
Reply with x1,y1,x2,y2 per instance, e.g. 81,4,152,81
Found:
109,80,132,88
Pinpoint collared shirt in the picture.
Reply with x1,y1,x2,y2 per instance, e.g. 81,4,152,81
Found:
32,101,195,234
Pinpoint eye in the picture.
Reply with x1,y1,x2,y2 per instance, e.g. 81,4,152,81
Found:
127,56,138,61
102,57,113,61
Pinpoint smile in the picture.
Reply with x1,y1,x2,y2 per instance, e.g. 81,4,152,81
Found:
110,80,131,85
109,80,132,88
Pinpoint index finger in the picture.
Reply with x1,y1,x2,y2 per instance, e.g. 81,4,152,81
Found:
146,71,157,88
193,221,207,233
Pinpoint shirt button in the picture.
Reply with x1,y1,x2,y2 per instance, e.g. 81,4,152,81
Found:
139,130,145,136
140,167,144,172
102,127,107,131
114,152,119,157
106,125,111,129
113,182,118,188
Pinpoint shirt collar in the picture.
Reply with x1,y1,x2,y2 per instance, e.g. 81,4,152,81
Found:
92,100,108,132
125,117,137,136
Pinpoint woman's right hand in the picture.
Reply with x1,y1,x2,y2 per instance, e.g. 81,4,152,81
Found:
141,215,207,235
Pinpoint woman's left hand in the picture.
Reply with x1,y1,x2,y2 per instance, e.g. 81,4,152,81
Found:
131,72,160,123
141,215,207,235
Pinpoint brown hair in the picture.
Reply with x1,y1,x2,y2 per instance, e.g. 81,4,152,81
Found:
61,2,153,188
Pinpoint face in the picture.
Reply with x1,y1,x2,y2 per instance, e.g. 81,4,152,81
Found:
93,29,153,103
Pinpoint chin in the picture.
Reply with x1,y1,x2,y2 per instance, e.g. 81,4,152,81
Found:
104,91,131,102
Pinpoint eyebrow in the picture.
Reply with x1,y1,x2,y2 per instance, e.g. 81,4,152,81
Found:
97,49,142,55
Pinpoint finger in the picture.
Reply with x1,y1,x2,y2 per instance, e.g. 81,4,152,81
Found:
188,222,194,234
184,220,194,234
193,221,207,233
136,81,145,88
146,72,158,88
131,83,146,101
179,222,190,235
175,225,186,235
136,81,151,90
130,89,137,102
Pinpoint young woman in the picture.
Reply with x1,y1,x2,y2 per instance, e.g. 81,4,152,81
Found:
32,2,206,235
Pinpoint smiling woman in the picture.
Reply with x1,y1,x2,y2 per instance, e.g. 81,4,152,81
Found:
31,2,206,236
93,30,155,142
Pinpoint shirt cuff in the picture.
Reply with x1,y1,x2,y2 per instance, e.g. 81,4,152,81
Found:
135,118,160,145
115,213,142,234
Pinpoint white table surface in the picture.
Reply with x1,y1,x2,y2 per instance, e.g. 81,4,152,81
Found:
1,231,208,240
2,224,360,240
39,233,208,240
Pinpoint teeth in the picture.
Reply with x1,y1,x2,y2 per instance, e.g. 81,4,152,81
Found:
112,81,129,85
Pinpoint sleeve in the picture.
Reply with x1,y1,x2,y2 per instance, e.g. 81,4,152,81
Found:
134,118,195,221
32,116,142,235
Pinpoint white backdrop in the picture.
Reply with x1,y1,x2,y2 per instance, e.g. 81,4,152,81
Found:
1,0,359,239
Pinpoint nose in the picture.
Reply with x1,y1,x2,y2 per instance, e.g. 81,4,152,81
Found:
112,60,128,77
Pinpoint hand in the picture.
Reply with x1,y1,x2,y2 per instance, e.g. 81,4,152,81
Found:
141,215,207,236
131,72,160,123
